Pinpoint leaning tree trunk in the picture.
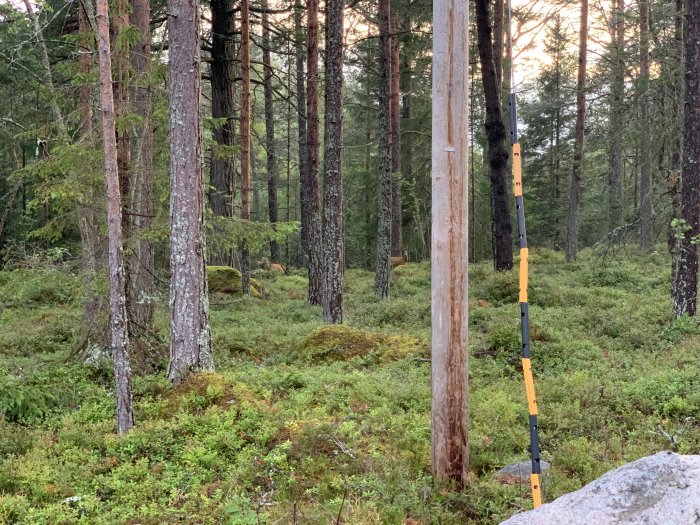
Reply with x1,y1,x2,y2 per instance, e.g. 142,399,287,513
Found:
241,0,252,295
608,0,625,231
638,0,653,251
95,0,134,434
672,0,700,317
294,0,308,266
262,0,279,263
166,0,214,381
475,0,513,271
565,0,588,262
322,0,344,323
389,13,402,257
209,0,236,265
128,0,155,333
305,0,323,304
375,0,393,299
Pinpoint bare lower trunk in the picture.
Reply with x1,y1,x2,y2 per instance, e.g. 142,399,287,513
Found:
375,0,392,299
262,0,279,263
565,0,588,262
322,0,344,323
672,0,700,317
305,0,323,304
295,1,308,265
209,0,236,266
608,0,625,230
638,0,653,251
241,0,252,295
475,0,513,271
389,13,402,257
129,0,155,333
670,0,683,283
167,0,214,381
96,0,134,433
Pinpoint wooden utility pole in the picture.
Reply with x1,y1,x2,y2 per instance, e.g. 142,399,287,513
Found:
431,0,469,487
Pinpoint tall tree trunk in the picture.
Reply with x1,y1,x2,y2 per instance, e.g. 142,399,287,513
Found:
323,0,344,323
608,0,625,230
112,0,131,235
262,0,279,263
209,0,236,266
673,0,700,317
375,0,392,299
295,0,308,266
639,0,653,250
77,0,104,338
565,0,588,262
305,0,323,304
389,13,402,257
475,0,513,271
493,0,505,92
128,0,155,333
431,0,469,487
241,0,252,295
670,0,683,283
166,0,214,381
95,0,134,434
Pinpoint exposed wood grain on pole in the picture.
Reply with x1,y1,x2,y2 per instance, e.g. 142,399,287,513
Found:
431,0,469,487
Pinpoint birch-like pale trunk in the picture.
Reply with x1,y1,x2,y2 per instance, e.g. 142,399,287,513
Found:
166,0,214,381
431,0,469,486
322,0,344,323
96,0,134,433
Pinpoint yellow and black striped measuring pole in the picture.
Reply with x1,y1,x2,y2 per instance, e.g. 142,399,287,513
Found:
507,25,543,507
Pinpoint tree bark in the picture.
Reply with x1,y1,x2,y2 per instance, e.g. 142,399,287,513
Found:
241,0,252,295
209,0,236,267
565,0,588,262
322,0,344,323
294,1,308,266
375,0,392,299
673,0,700,317
431,0,469,487
639,0,653,251
670,0,683,283
262,0,279,263
390,13,403,257
128,0,155,333
166,0,214,381
493,0,505,92
475,0,513,271
305,0,323,304
112,0,131,236
96,0,134,433
608,0,625,230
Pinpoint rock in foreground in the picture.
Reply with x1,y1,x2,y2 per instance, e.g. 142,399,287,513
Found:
501,452,700,525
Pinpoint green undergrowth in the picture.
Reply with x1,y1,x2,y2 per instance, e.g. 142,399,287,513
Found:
1,247,699,524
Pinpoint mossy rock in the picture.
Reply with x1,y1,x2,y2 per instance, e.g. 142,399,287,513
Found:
207,266,262,297
298,325,423,363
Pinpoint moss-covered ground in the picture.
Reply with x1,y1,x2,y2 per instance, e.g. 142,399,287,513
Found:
0,248,699,524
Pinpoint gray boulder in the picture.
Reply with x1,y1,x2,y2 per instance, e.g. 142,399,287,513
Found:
496,460,551,483
501,452,700,525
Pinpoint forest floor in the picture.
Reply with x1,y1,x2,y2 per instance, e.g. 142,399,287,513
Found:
0,248,699,524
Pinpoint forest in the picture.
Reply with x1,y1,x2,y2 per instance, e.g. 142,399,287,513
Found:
0,0,699,522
